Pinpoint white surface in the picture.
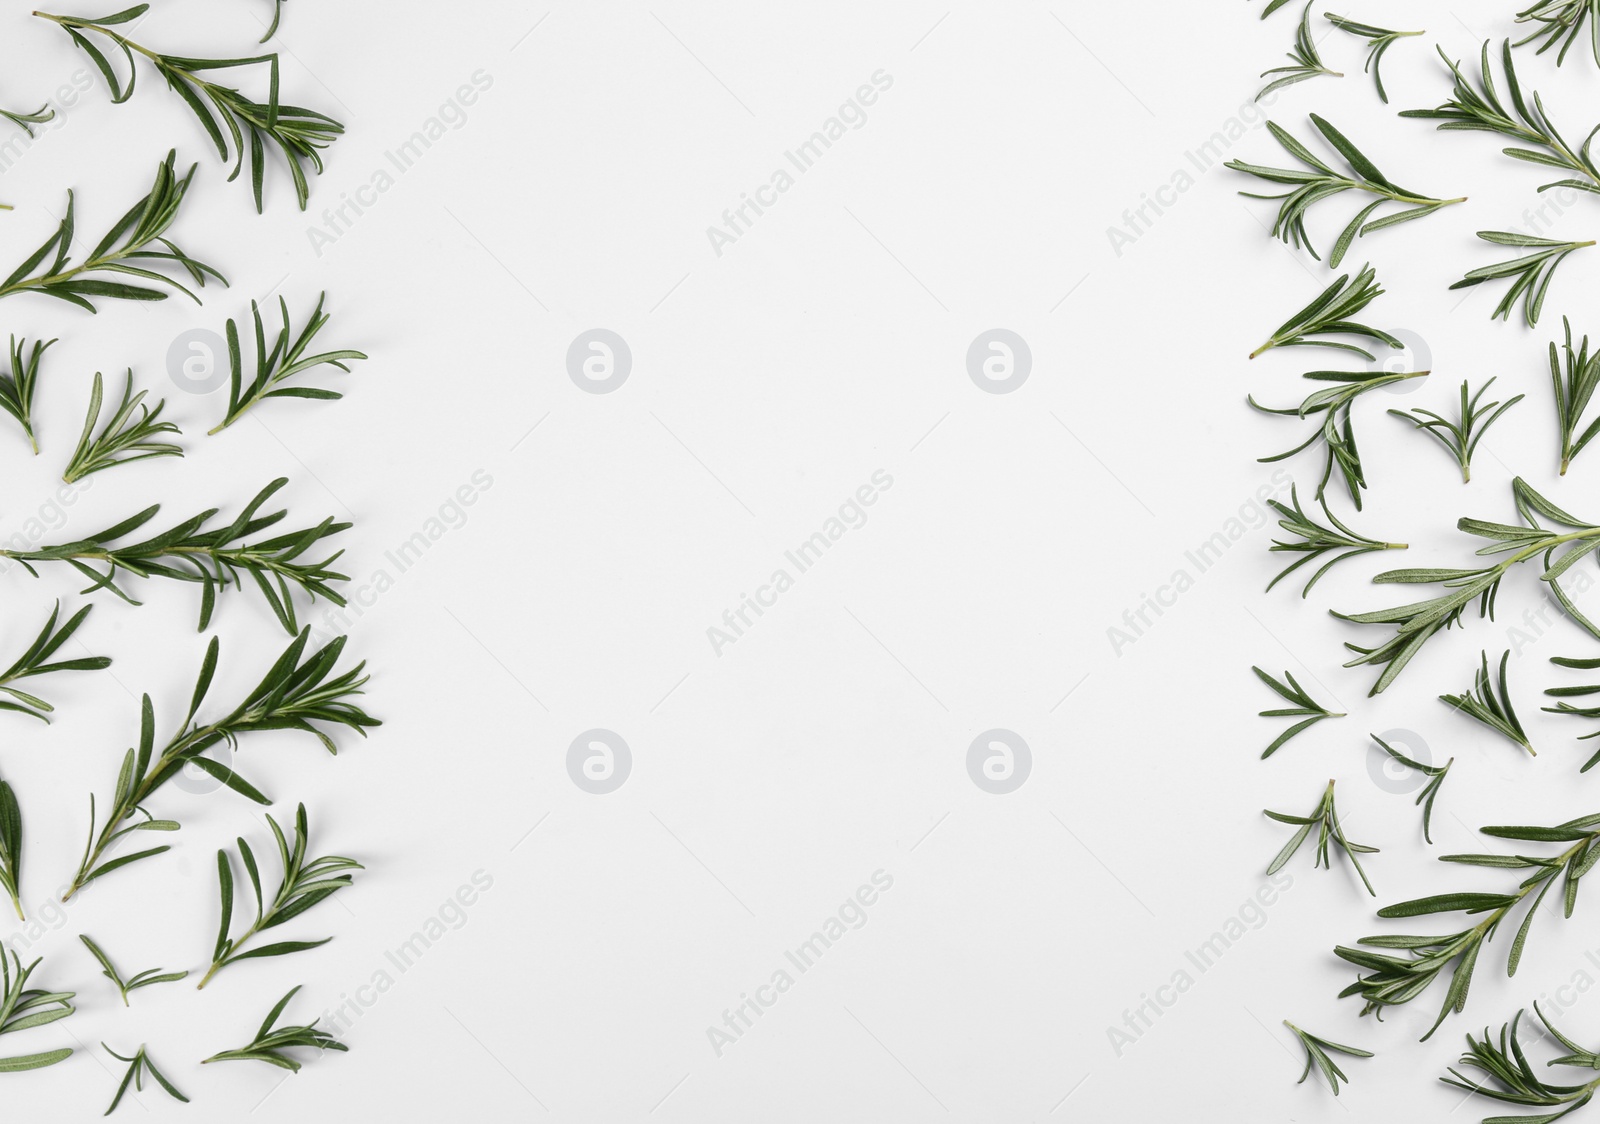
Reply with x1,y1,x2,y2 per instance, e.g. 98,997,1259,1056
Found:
2,1,1600,1119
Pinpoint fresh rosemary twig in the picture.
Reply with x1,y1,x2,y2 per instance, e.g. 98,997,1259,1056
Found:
1442,1004,1600,1121
1544,655,1600,769
0,150,224,310
63,370,183,483
0,477,350,633
102,1043,187,1114
65,628,378,899
201,802,361,989
203,985,346,1071
1250,368,1430,509
212,292,366,434
1285,1019,1372,1094
1335,812,1600,1038
1389,378,1523,483
78,935,186,1005
36,5,343,211
1249,264,1400,358
1515,0,1600,68
0,602,111,722
0,951,73,1072
1336,478,1600,693
0,337,55,453
0,777,20,920
1266,484,1406,595
0,103,53,137
1265,779,1377,894
1373,734,1452,844
1228,116,1464,266
1550,317,1600,475
1254,665,1344,757
1325,15,1423,103
1441,650,1533,754
1451,232,1595,327
1258,4,1342,100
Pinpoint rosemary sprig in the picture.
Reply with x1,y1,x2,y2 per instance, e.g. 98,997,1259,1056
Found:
1388,378,1524,482
63,370,183,483
0,601,111,722
1254,666,1344,758
203,985,346,1071
1550,317,1600,474
1285,1019,1373,1094
0,337,55,453
1228,117,1464,266
1335,812,1600,1038
1250,368,1430,509
0,149,224,310
36,5,343,211
1401,42,1600,196
1373,734,1452,844
1266,484,1406,595
65,628,378,899
1336,478,1600,694
1515,0,1600,68
1443,1004,1600,1121
102,1043,187,1114
1442,650,1533,754
0,103,53,137
1451,232,1595,327
78,936,186,1005
201,802,361,989
0,777,20,920
1325,15,1423,103
1258,4,1343,100
0,951,73,1072
0,477,349,633
1249,264,1400,359
212,292,366,434
1265,779,1377,894
1544,655,1600,769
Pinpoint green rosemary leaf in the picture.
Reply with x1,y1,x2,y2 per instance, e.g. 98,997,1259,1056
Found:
1257,4,1343,99
0,601,112,723
1450,231,1595,327
1373,734,1453,844
212,292,366,433
63,370,183,483
1325,15,1423,103
1265,779,1377,894
1441,1005,1600,1123
1249,264,1401,358
1284,1020,1372,1095
1514,0,1600,68
1389,378,1524,482
0,778,20,920
1544,655,1600,768
262,0,285,42
78,936,186,1006
202,985,346,1072
1266,484,1406,595
0,950,74,1069
1441,650,1533,754
1257,0,1295,17
1253,665,1344,757
1548,317,1600,475
0,103,54,138
0,337,55,454
102,1043,188,1114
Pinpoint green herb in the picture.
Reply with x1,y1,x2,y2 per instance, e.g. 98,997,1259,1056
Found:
1254,665,1344,757
63,370,182,483
1451,232,1595,327
1257,0,1294,18
1266,484,1407,595
0,951,73,1072
0,477,350,633
1325,15,1423,103
1335,812,1600,1038
0,602,111,722
1265,779,1377,894
203,985,346,1071
1550,317,1600,475
102,1043,187,1114
65,628,378,899
1373,734,1452,844
1249,264,1400,358
1258,4,1343,100
36,5,343,211
1388,378,1524,482
1441,650,1533,754
1250,368,1430,509
78,936,187,1005
0,778,20,919
1544,655,1600,769
201,802,361,989
212,292,366,434
0,103,53,137
0,150,224,310
0,337,55,453
1336,478,1600,694
1227,117,1464,266
1442,1004,1600,1121
1515,0,1600,68
263,0,285,42
1284,1020,1372,1094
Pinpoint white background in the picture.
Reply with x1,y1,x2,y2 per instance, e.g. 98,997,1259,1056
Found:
2,0,1600,1120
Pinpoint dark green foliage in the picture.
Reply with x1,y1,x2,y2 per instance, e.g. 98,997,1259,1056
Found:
79,936,187,1005
0,951,73,1072
1373,734,1452,844
1450,232,1594,327
1544,655,1600,769
1258,4,1343,100
203,985,347,1071
1440,650,1533,754
1388,378,1524,482
0,103,53,137
1325,15,1423,102
1442,1005,1600,1122
1265,779,1378,894
1549,317,1600,475
0,602,111,722
102,1043,187,1114
1253,665,1344,757
1515,0,1600,68
1266,484,1406,595
1285,1020,1373,1094
63,370,183,483
0,337,55,453
212,292,367,434
1249,264,1401,358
